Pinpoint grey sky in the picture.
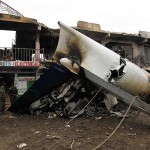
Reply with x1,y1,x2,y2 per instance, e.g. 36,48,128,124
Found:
1,0,150,47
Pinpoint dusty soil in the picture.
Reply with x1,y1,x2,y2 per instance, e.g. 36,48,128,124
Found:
0,111,150,150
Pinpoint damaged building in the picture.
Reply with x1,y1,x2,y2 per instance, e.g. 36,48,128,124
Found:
0,1,150,117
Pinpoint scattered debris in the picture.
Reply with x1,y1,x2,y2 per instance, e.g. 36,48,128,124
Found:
17,143,27,149
46,135,60,140
95,116,102,121
110,111,128,118
47,112,57,118
29,75,108,118
65,125,71,128
29,74,139,120
70,140,75,149
128,133,136,136
8,115,17,119
35,131,40,134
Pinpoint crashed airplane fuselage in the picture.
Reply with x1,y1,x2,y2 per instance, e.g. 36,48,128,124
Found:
53,21,150,98
9,21,150,116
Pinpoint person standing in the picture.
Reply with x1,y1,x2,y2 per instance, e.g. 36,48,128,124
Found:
8,84,18,107
0,82,6,114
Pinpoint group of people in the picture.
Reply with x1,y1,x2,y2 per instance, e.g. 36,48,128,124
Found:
0,82,18,114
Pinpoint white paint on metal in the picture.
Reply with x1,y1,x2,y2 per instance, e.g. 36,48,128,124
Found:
53,22,150,97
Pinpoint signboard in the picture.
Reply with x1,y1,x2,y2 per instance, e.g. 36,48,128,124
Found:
18,77,36,81
0,61,40,67
16,76,36,95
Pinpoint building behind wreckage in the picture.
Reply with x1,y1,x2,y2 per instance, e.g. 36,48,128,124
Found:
0,1,150,115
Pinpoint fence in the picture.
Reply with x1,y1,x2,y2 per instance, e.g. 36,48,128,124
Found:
0,47,45,62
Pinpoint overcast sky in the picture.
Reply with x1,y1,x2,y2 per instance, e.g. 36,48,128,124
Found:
1,0,150,47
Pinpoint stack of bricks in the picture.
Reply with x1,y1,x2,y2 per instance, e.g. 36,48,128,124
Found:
77,21,101,31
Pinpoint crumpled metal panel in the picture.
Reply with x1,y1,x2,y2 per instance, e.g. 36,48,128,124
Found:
53,21,120,81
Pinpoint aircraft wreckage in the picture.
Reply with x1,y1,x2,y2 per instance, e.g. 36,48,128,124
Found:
9,22,150,118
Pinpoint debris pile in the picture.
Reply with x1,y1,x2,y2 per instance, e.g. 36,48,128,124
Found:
30,75,131,118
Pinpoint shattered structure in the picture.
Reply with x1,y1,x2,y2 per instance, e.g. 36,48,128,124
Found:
0,1,150,118
9,22,150,118
52,22,150,116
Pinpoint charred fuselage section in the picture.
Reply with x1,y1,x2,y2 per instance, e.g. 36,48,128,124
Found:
9,22,150,118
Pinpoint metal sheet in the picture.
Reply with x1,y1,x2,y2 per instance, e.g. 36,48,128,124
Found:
84,68,150,114
53,21,120,80
53,22,150,97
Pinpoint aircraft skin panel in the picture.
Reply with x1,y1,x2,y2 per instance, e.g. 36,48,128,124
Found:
112,61,150,95
83,68,150,114
53,21,150,97
53,21,120,80
8,63,71,113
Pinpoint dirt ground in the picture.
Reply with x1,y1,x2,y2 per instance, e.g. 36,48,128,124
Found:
0,111,150,150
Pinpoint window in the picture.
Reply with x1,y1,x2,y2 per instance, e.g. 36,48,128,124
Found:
144,46,150,64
